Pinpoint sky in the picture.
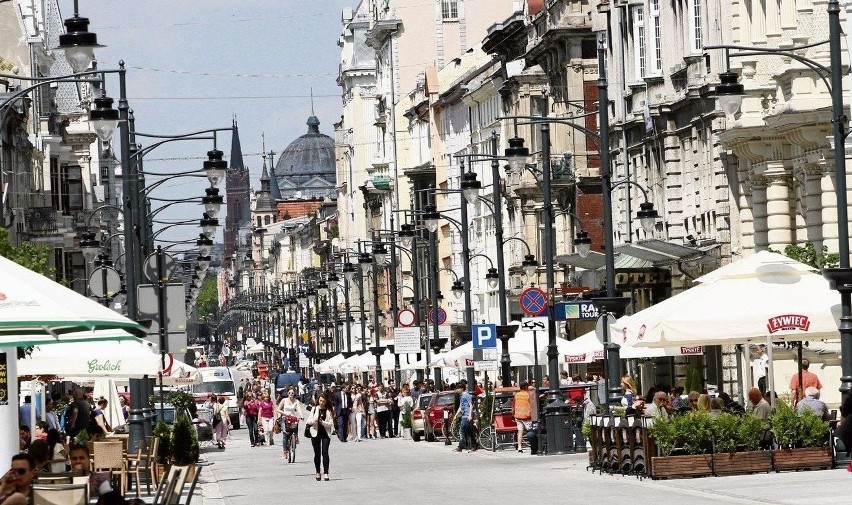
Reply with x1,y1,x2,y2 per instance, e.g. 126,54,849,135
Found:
59,0,354,247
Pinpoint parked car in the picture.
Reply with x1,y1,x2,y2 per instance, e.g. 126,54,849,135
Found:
424,391,457,442
411,393,433,442
154,404,214,443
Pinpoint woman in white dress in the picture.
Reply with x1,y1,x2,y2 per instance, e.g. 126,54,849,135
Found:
275,388,305,459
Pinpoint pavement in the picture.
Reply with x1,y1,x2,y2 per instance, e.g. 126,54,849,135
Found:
192,428,852,505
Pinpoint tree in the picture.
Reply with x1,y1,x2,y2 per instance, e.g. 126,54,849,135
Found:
779,242,839,269
196,275,219,322
0,227,53,277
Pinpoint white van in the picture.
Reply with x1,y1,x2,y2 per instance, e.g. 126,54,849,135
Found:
192,366,240,429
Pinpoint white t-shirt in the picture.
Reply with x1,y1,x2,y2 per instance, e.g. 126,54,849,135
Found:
752,354,769,380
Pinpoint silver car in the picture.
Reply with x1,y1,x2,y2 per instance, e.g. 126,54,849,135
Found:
411,393,433,442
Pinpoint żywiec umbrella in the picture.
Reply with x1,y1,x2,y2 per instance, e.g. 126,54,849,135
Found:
0,254,146,466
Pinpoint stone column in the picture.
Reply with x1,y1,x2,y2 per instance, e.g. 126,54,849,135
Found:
764,163,794,249
750,173,769,251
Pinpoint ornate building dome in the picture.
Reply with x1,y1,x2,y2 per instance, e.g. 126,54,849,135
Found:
274,115,336,200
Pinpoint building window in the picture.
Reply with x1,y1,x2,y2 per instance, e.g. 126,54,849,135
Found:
632,5,647,79
441,0,458,20
51,162,84,214
650,0,662,74
688,0,704,54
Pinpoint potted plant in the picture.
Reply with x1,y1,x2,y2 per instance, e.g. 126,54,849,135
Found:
711,413,771,475
400,409,412,439
647,412,713,479
171,413,199,466
152,420,171,481
771,403,831,471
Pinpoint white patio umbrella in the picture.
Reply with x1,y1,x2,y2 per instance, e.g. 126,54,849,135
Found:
622,252,841,348
314,353,346,374
0,255,146,466
560,327,706,364
245,342,266,355
0,254,145,342
17,336,160,378
339,350,396,374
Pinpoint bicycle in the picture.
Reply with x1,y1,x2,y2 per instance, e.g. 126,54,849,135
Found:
282,415,299,463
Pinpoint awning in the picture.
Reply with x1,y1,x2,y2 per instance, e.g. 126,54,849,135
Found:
615,239,719,267
554,251,606,269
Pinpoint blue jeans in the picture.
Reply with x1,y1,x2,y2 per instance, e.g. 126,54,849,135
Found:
245,415,258,446
458,417,470,449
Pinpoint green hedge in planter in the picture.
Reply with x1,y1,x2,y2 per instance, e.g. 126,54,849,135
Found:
153,421,172,465
650,411,766,456
771,401,830,449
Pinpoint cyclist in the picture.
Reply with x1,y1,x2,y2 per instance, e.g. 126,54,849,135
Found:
275,388,306,460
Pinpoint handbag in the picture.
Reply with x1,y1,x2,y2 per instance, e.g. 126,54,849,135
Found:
273,422,282,435
304,424,313,439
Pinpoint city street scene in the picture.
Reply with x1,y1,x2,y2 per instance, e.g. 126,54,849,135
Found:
2,0,852,504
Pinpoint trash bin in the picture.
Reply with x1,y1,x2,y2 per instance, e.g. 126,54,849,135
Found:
544,401,573,455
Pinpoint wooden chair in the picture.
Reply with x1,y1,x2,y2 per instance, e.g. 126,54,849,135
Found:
34,475,72,484
127,435,160,496
166,465,193,505
181,465,202,505
92,441,127,494
31,483,88,505
153,465,187,505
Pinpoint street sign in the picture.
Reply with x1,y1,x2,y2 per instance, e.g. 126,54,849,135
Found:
595,313,617,344
471,324,497,349
137,283,187,334
393,327,420,353
428,307,447,325
89,266,121,298
555,301,599,321
474,360,498,371
143,252,175,283
299,344,309,353
521,317,548,332
519,287,548,316
397,309,416,327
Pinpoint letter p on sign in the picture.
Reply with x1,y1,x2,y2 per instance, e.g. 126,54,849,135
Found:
471,324,497,349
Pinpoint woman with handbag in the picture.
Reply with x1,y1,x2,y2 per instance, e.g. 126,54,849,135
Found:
213,396,231,449
305,392,335,481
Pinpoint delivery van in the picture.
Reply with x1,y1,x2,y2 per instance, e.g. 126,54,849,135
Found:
192,366,240,429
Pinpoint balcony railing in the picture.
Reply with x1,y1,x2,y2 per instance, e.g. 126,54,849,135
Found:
25,207,59,236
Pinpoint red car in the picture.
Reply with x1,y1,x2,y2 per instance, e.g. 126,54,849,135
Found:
424,391,457,442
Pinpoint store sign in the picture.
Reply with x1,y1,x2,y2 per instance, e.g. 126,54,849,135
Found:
86,359,122,374
603,269,671,289
564,354,587,363
680,346,704,356
767,314,810,334
0,353,8,405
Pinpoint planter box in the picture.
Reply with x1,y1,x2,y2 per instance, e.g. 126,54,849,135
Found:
650,454,713,479
772,446,832,472
713,451,772,476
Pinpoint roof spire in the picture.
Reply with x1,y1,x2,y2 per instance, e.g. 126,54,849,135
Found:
310,87,315,115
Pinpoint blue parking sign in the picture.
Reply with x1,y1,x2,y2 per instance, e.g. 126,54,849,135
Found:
471,324,497,349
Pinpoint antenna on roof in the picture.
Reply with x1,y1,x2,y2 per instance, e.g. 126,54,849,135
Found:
310,87,315,115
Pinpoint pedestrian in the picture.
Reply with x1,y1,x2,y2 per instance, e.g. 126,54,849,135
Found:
396,384,413,436
453,380,474,453
367,388,377,439
333,384,352,442
513,381,533,453
65,388,91,442
306,392,334,481
258,391,276,446
388,381,401,437
789,358,823,403
275,388,305,460
352,386,365,442
242,392,260,447
375,385,392,438
752,344,769,394
213,396,231,449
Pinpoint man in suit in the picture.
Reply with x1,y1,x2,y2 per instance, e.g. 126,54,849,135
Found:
333,384,352,442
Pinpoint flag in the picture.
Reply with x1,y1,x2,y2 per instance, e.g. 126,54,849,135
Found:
644,98,654,133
